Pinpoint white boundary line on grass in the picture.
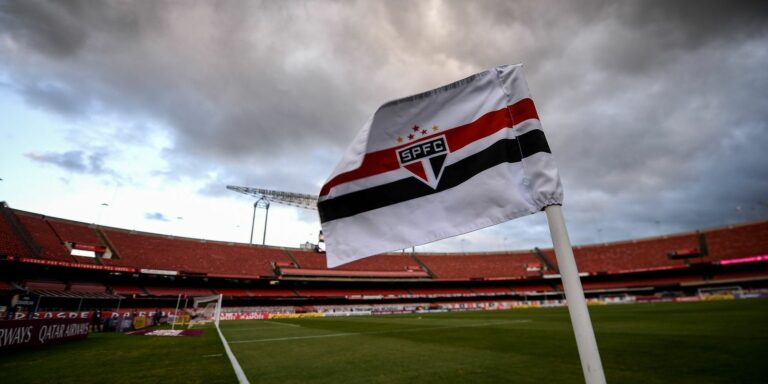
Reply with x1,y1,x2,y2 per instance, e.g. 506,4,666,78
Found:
216,325,251,384
223,322,302,332
262,320,302,328
229,319,531,344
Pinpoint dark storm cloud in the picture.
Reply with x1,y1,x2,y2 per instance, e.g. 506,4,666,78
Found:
0,0,88,58
2,0,767,249
25,149,117,176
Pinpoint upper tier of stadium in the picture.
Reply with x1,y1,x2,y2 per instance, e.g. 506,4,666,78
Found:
1,202,767,281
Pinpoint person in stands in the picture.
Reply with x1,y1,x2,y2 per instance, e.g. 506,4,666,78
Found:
153,309,162,326
91,309,102,332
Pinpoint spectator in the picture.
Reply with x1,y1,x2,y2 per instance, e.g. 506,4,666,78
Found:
153,309,162,326
91,310,102,332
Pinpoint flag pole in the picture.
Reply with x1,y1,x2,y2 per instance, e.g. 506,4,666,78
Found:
545,204,606,384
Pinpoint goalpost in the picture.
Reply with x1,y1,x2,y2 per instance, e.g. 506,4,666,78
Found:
697,285,743,300
190,294,224,328
190,294,249,383
597,293,635,304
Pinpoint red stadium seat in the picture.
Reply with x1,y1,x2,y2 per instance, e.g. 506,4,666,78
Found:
144,287,215,297
68,282,107,294
24,280,67,291
0,210,28,258
111,285,147,296
417,251,541,280
3,206,767,297
705,222,768,261
101,228,294,277
15,214,74,262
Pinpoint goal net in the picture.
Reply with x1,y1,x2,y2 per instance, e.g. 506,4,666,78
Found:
697,285,743,301
189,294,223,328
598,293,635,304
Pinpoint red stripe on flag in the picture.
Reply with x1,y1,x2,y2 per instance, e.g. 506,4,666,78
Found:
319,98,538,197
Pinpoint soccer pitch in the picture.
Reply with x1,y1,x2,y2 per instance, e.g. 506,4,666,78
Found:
3,299,767,383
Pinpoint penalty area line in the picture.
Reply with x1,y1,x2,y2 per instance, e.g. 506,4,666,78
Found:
229,319,531,344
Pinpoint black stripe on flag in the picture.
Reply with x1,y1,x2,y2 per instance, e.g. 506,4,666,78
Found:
318,129,552,223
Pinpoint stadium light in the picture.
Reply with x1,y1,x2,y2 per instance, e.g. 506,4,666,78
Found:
249,197,270,245
95,202,110,226
228,185,315,246
226,185,318,210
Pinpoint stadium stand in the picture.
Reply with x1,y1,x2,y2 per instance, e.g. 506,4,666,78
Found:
338,254,424,272
279,268,430,279
408,287,474,296
279,251,431,279
246,289,298,297
470,286,514,295
0,203,40,258
101,228,293,276
17,279,118,299
110,285,147,296
704,222,768,261
46,219,106,264
14,213,74,262
144,287,215,297
417,252,542,280
23,280,67,291
581,276,703,290
0,204,767,316
0,209,29,258
712,270,768,283
297,288,409,297
569,233,701,274
287,250,327,269
214,288,252,297
509,284,553,293
0,281,14,291
47,219,102,247
68,282,107,294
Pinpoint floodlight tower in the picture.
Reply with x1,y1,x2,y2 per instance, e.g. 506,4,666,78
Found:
226,185,318,245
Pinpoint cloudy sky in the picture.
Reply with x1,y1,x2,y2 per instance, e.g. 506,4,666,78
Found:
1,0,766,253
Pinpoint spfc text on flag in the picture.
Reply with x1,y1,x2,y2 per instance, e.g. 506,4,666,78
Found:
318,64,563,268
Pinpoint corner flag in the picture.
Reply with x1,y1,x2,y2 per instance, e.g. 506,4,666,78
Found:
318,63,606,383
318,64,562,268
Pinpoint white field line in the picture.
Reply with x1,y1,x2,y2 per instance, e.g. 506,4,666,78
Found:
216,326,251,384
224,322,302,332
262,320,301,328
228,319,531,344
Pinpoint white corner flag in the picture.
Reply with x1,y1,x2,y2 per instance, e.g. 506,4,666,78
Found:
318,64,562,268
318,64,607,384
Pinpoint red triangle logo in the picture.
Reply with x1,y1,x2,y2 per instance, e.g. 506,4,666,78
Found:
404,162,428,182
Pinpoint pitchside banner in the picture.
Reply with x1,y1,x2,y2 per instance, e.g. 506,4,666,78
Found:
319,64,562,267
0,318,89,352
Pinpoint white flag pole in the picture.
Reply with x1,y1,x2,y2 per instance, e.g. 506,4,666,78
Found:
545,204,606,384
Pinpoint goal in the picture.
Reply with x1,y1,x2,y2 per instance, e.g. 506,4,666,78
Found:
186,294,248,383
697,285,743,301
189,294,223,327
598,293,635,304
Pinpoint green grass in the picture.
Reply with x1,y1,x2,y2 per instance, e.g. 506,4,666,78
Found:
0,325,236,383
3,299,768,383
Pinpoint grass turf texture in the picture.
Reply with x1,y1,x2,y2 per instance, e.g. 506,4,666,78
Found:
3,299,767,383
